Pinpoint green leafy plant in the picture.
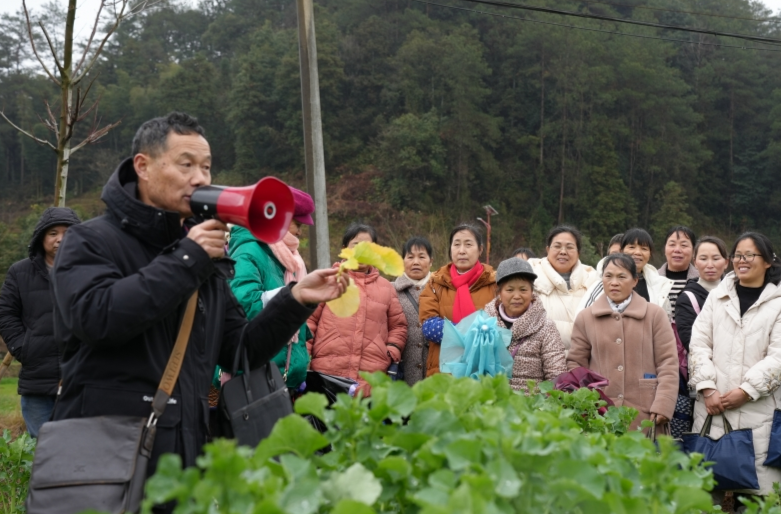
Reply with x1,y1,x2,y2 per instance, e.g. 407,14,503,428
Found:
144,373,716,514
0,430,35,513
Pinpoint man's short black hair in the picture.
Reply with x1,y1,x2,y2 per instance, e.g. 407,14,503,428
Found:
131,112,206,157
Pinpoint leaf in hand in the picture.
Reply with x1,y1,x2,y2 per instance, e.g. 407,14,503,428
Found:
327,278,360,317
352,242,404,276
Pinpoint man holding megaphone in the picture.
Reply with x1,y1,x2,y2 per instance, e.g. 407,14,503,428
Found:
36,112,348,505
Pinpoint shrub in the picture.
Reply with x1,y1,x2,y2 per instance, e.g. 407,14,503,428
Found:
0,430,35,513
143,373,716,513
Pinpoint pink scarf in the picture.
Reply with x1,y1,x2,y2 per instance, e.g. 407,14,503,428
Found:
269,232,308,284
449,262,484,324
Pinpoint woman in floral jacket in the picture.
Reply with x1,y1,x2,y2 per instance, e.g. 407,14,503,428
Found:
484,258,566,391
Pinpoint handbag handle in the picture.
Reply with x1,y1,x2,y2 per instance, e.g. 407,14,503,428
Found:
150,292,199,424
699,414,734,437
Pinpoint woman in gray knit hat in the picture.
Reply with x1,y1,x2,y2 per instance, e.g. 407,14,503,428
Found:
484,258,567,392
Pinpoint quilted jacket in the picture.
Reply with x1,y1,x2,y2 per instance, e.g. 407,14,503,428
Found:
307,265,407,395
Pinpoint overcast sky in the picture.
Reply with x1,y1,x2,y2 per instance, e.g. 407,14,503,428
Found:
2,0,780,39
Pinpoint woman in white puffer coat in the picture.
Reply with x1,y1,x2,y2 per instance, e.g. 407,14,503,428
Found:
527,226,599,352
689,232,781,495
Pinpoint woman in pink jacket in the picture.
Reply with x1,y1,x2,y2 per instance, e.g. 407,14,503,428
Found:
307,223,408,396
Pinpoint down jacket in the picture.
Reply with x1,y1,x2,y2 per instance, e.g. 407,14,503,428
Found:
528,257,599,352
227,226,310,389
49,158,313,475
307,266,407,394
688,273,781,494
419,263,496,377
484,296,567,391
568,293,679,431
0,207,81,396
393,274,428,386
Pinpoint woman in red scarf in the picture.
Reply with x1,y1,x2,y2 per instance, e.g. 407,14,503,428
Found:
419,224,497,377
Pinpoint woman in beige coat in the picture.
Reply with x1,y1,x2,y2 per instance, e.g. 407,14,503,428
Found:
568,253,679,431
689,232,781,495
528,225,599,352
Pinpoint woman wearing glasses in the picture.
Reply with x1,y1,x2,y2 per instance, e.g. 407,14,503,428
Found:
689,232,781,495
528,226,599,352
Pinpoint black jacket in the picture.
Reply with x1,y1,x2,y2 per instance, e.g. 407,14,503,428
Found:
50,158,313,475
0,207,81,396
674,280,710,352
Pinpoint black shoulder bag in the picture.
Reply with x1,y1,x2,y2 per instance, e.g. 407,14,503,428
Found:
216,337,293,447
26,292,199,514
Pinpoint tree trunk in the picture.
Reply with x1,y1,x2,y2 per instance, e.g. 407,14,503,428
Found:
538,45,545,170
728,87,734,231
53,0,76,207
558,100,567,225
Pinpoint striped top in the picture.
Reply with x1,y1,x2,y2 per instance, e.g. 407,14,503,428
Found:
665,269,690,317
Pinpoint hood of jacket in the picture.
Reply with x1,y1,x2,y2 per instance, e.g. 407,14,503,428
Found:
101,157,185,251
29,207,82,259
529,257,596,295
712,272,781,319
393,272,430,292
430,263,496,291
641,263,673,298
484,293,547,339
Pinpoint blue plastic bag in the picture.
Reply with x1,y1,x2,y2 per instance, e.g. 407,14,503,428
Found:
764,409,781,468
681,414,759,490
439,311,514,379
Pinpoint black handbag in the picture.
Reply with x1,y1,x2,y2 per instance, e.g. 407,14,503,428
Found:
217,338,293,447
26,292,199,514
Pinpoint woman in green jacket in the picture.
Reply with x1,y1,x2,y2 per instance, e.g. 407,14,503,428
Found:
226,187,315,389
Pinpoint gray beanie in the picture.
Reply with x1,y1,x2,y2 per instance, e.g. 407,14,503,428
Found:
495,257,537,285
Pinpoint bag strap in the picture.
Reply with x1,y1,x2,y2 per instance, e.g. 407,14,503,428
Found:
151,292,199,423
403,288,419,312
283,342,293,383
684,290,701,315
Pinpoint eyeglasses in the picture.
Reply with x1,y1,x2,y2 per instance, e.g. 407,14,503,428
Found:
731,253,759,263
551,244,577,252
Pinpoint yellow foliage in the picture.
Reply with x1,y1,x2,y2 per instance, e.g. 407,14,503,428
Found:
343,242,404,277
326,278,360,317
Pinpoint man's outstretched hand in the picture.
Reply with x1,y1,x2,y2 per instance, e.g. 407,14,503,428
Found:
291,268,350,306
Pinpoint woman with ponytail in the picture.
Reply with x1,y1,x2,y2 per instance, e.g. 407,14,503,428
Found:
419,224,497,377
689,232,781,496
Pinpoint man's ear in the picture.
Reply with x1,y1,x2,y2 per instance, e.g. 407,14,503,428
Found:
134,153,151,182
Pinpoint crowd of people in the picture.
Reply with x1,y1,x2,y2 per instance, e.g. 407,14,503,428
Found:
1,112,781,508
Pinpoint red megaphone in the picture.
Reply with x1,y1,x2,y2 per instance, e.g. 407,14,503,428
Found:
190,177,295,244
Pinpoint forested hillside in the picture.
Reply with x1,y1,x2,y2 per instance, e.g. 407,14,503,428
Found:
1,0,780,268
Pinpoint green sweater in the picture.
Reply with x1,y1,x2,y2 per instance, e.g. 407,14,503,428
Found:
226,226,310,389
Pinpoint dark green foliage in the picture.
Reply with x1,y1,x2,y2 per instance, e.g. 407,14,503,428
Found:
0,430,35,513
1,0,781,260
142,373,717,513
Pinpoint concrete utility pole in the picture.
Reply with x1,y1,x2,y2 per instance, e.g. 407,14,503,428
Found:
296,0,331,269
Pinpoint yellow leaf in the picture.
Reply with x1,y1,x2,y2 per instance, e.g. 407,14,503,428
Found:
352,242,404,277
337,248,360,272
327,279,360,317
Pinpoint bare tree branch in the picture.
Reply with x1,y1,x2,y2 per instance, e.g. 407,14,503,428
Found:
37,21,64,74
74,0,106,75
22,0,60,85
70,114,121,154
0,110,57,151
42,100,59,135
73,0,129,84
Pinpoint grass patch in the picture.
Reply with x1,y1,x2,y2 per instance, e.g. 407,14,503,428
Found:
0,379,19,414
0,379,24,437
